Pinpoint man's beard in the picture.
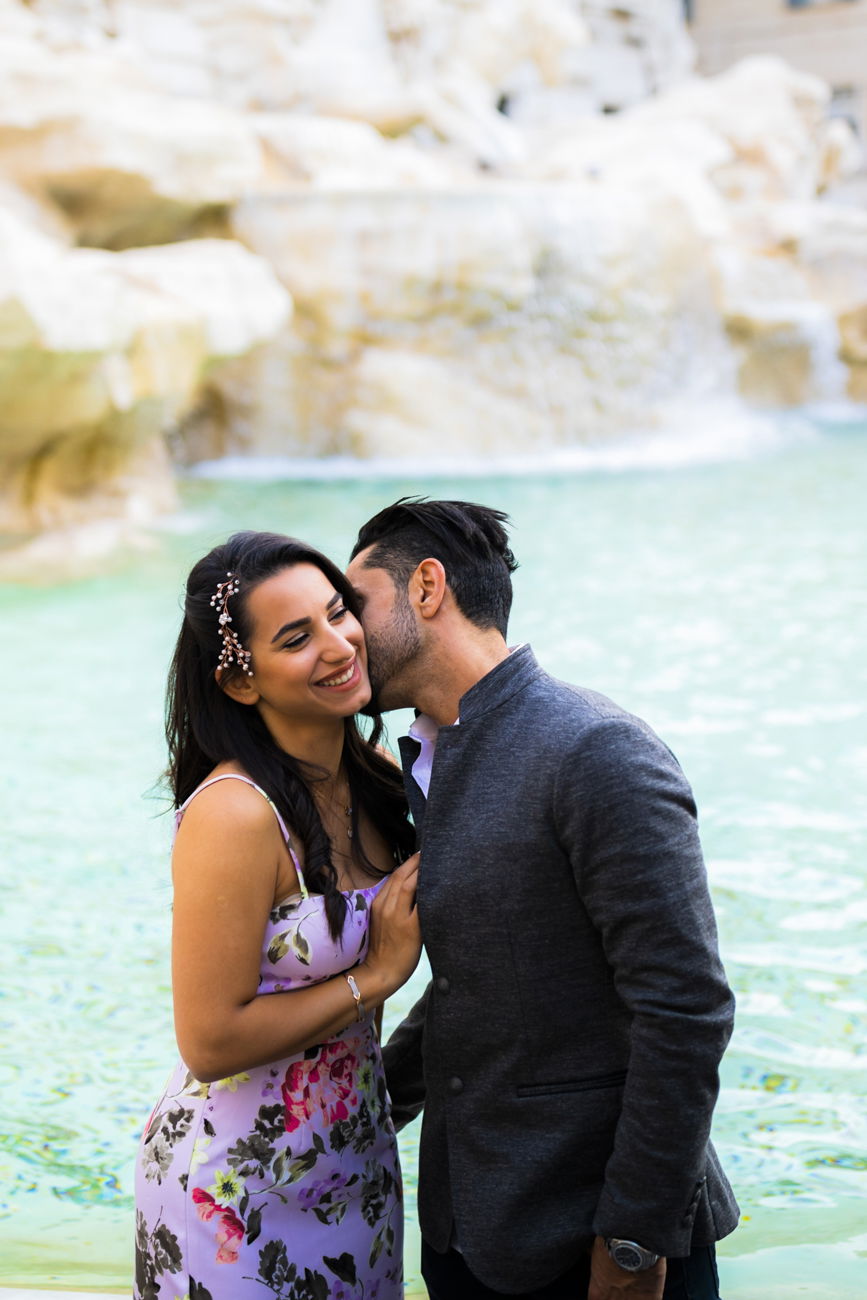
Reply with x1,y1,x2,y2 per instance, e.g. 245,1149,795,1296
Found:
362,593,422,715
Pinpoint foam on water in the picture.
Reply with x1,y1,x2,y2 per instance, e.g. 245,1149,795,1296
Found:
185,399,830,482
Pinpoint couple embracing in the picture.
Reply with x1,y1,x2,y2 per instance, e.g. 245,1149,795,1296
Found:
134,498,738,1300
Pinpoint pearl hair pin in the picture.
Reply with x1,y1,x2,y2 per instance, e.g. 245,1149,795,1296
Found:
210,572,254,677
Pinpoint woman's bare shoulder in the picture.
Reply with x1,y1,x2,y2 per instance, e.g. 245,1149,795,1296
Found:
175,767,279,840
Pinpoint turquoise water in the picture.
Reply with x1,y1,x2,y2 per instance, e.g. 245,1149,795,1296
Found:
1,420,866,1295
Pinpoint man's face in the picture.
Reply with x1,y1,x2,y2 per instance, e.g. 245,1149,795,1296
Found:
346,548,422,713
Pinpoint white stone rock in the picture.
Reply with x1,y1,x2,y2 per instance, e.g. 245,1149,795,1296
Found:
0,211,291,531
0,32,264,246
117,240,291,358
252,114,459,189
631,57,831,203
342,348,554,459
0,1,864,556
222,181,729,459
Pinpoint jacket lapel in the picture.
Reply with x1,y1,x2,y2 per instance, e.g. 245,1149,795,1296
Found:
398,733,427,846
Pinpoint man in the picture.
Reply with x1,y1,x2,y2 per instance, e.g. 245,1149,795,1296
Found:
346,499,738,1300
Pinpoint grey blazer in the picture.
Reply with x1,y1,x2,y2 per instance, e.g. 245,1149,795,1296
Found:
382,645,739,1294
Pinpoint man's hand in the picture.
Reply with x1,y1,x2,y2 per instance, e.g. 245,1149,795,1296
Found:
588,1237,666,1300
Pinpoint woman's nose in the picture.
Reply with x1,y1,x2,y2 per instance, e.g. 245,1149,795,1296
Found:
321,623,355,659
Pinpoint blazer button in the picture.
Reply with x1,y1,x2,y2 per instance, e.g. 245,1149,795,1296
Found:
447,1076,464,1095
435,976,450,993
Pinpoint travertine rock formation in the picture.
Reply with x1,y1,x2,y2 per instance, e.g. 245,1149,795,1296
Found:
0,2,863,565
0,211,290,533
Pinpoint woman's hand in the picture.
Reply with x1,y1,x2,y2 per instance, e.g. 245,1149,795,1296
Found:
172,782,413,1081
356,852,422,1002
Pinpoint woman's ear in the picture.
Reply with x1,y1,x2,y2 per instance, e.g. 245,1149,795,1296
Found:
216,668,261,706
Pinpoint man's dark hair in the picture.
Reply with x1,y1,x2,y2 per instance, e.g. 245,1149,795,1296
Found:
351,498,518,636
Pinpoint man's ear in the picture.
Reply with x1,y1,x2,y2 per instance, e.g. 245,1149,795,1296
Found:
216,668,261,706
410,558,447,620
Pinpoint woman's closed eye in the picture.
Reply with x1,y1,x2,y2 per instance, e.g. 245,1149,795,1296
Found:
280,607,350,650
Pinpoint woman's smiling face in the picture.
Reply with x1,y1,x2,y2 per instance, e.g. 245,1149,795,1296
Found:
239,562,371,724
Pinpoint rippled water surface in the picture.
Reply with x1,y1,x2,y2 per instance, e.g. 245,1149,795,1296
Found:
1,420,865,1295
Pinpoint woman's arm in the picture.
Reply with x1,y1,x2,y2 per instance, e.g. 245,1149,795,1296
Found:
170,781,421,1082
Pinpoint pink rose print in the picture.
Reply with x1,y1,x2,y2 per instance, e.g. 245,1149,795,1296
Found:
192,1187,220,1221
191,1188,245,1264
282,1059,318,1133
215,1206,244,1263
282,1042,359,1132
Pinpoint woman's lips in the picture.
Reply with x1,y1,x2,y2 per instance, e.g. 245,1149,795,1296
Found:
314,658,361,690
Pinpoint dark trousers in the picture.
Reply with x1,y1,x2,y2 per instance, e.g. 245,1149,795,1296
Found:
421,1239,721,1300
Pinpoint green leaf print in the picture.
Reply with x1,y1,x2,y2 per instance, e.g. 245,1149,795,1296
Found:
258,1239,291,1290
189,1281,214,1300
164,1106,194,1140
296,1270,330,1300
142,1134,172,1184
256,1102,286,1141
369,1227,385,1267
323,1252,357,1285
152,1223,182,1274
227,1131,275,1178
246,1204,263,1244
267,932,290,963
351,1099,376,1154
361,1159,390,1226
270,899,301,922
290,929,311,965
286,1147,318,1182
141,1101,196,1184
134,1212,182,1300
227,1101,286,1177
311,1200,348,1226
181,1072,210,1098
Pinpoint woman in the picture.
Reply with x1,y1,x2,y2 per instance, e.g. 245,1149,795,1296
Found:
134,531,421,1300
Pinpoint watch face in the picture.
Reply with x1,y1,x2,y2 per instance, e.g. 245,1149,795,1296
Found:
611,1242,645,1271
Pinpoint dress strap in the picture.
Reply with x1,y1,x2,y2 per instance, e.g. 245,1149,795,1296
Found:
175,774,308,898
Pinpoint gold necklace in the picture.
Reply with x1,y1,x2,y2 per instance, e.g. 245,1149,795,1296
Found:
339,782,353,841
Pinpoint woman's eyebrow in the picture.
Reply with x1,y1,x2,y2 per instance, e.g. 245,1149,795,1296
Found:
270,592,341,643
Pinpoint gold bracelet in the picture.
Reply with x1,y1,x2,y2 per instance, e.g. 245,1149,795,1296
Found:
344,972,365,1022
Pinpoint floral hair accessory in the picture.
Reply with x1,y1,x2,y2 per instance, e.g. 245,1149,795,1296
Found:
210,572,253,677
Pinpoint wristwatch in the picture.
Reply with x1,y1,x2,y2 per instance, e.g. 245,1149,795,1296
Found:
604,1238,661,1271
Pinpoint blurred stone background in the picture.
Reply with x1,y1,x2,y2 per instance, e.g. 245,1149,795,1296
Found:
1,0,865,564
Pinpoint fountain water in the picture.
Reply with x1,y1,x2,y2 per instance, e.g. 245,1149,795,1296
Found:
1,4,866,1296
1,418,866,1298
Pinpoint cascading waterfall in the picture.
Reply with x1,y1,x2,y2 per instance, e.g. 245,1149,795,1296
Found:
1,3,866,571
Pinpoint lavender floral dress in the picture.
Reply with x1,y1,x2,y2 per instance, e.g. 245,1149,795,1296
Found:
134,775,403,1300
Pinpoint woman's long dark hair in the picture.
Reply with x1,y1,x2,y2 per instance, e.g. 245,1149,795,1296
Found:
166,530,414,940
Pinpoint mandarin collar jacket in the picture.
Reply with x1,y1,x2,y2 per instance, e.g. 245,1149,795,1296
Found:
397,642,542,835
384,642,738,1292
